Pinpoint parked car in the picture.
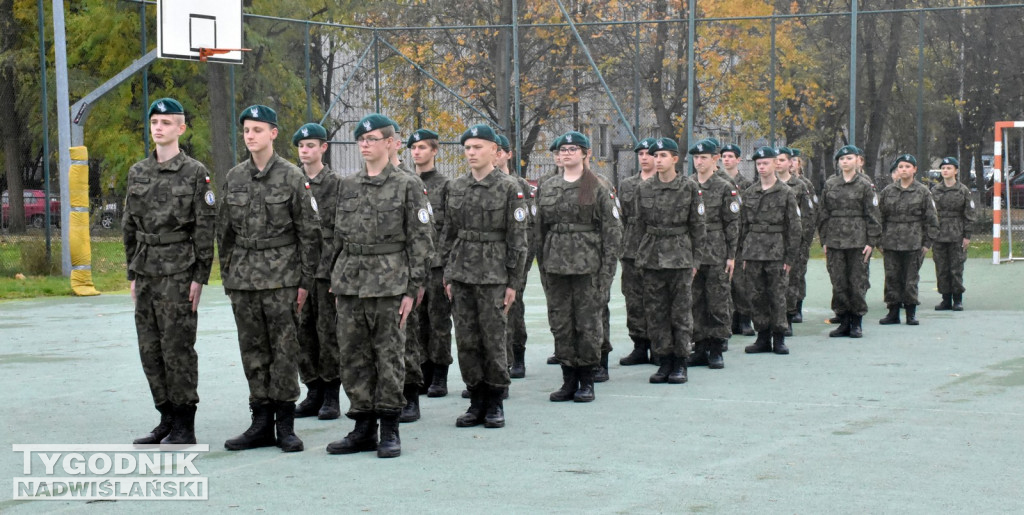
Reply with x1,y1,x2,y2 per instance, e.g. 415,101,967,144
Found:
1,190,61,229
983,172,1024,209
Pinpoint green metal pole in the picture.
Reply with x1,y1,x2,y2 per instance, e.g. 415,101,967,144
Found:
634,20,641,173
686,0,696,148
917,10,924,162
305,22,313,121
38,0,51,258
770,15,776,146
230,66,237,165
512,0,522,177
374,30,381,114
849,0,858,146
141,2,149,157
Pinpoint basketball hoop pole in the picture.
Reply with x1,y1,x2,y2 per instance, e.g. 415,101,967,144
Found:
198,48,251,62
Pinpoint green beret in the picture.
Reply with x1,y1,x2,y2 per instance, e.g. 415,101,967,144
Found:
890,153,917,172
148,98,184,118
833,145,863,161
560,131,590,149
495,134,510,152
460,124,498,145
653,137,679,153
407,129,439,148
719,144,741,157
775,146,793,156
940,157,959,169
634,137,658,153
391,121,401,134
548,135,564,152
292,123,328,146
688,139,717,155
791,148,802,157
751,146,778,161
354,113,394,139
239,104,278,126
705,137,721,150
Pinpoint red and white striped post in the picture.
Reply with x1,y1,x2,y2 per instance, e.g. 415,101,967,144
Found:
992,121,1024,264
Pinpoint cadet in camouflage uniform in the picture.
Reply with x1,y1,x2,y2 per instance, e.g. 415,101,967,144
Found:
538,131,622,402
818,145,882,338
325,114,433,459
775,147,815,336
496,134,535,380
931,157,976,311
408,129,455,397
635,138,706,384
544,135,566,367
291,123,343,422
617,138,659,366
125,98,215,446
687,139,739,369
788,148,817,323
738,147,801,355
220,105,321,453
442,124,528,428
719,144,756,337
877,154,939,326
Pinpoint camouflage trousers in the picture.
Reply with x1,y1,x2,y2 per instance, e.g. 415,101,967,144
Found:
882,249,924,307
692,263,733,342
620,259,647,340
134,271,198,406
296,278,340,384
450,281,510,390
543,273,603,368
335,294,407,416
826,248,871,316
504,286,527,363
418,267,453,366
226,288,301,403
731,257,753,316
403,303,424,387
786,250,810,314
642,268,694,359
933,242,966,295
601,259,617,355
745,260,788,334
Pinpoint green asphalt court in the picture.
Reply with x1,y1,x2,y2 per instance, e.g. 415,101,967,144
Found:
1,258,1022,513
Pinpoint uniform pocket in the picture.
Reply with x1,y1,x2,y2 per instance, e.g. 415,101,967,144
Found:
265,193,292,232
171,184,196,222
375,197,404,236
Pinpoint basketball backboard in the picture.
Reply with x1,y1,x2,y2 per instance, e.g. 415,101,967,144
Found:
157,0,244,64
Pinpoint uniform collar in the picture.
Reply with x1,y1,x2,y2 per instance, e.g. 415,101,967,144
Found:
247,153,283,180
148,150,187,172
307,166,333,184
359,163,396,185
470,168,502,188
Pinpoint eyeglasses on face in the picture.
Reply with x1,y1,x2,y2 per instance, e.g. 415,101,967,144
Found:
357,136,388,145
559,146,582,154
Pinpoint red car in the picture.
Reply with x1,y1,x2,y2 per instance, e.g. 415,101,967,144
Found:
2,190,61,229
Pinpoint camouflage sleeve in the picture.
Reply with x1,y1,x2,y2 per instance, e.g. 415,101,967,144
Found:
122,166,140,281
963,186,976,239
863,183,882,248
923,189,939,249
329,180,347,276
688,183,707,264
597,184,623,291
784,189,801,266
191,164,216,285
533,179,547,269
438,186,458,284
721,186,740,261
293,175,322,291
801,186,816,246
737,195,749,259
215,181,235,282
816,183,830,245
403,177,433,298
504,182,529,291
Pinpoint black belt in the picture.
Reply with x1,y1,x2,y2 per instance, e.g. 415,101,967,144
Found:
646,225,687,236
548,223,596,233
458,230,506,242
236,234,297,250
748,223,783,233
137,231,189,245
886,216,921,223
705,222,722,231
344,242,405,255
829,209,863,217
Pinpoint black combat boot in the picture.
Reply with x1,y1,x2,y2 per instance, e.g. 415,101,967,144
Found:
686,340,709,367
879,304,901,325
828,314,843,324
935,294,952,311
318,379,341,420
461,389,470,399
274,401,304,452
456,388,486,427
224,402,276,451
399,384,421,423
593,351,610,383
619,338,650,366
784,314,794,337
549,365,578,402
707,339,725,369
904,304,919,325
738,314,755,336
848,314,864,338
792,300,804,323
829,314,851,337
377,411,401,458
745,330,773,353
427,365,449,397
509,348,526,379
952,293,963,311
326,414,378,454
294,379,324,418
419,362,434,395
484,387,506,428
134,402,173,444
161,404,197,445
731,312,743,335
574,367,595,402
772,332,790,355
649,356,673,384
546,354,559,365
667,358,688,384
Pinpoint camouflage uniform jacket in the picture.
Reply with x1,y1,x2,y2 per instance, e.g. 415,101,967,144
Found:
507,172,538,265
720,169,753,192
783,175,817,247
634,172,706,270
441,169,529,289
307,166,342,280
817,173,882,250
419,169,450,269
696,172,741,265
878,180,939,251
535,175,622,286
738,180,800,265
123,151,216,283
218,153,321,291
617,173,646,261
931,181,977,243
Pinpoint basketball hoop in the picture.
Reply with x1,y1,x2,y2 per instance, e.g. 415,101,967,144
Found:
198,48,251,62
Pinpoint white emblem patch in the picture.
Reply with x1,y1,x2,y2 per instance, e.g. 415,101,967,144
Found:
301,128,309,137
729,201,739,213
612,206,620,219
813,194,819,203
796,206,802,217
427,202,434,216
250,107,259,118
615,197,621,209
872,194,879,207
969,199,975,209
363,120,372,131
157,101,166,112
531,204,537,216
311,197,318,213
471,127,479,136
697,203,705,216
204,191,215,206
514,207,527,222
417,209,430,224
808,198,814,208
